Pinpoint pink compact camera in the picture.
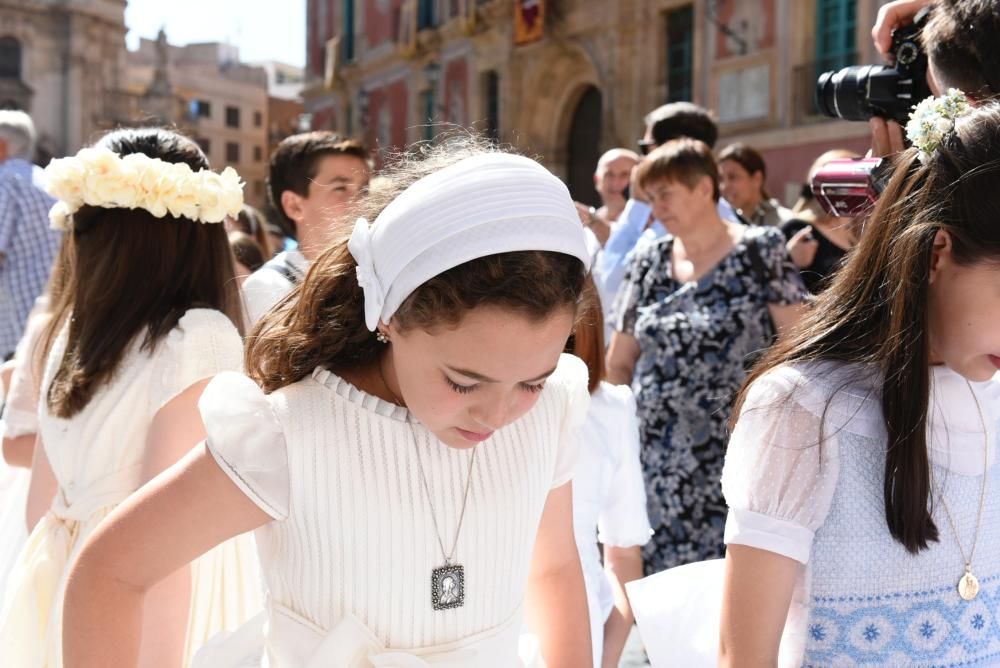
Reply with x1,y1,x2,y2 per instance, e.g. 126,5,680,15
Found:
811,157,892,218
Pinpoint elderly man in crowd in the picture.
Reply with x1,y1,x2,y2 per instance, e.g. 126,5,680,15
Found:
0,111,59,361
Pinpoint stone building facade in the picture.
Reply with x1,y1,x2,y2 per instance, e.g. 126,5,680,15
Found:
0,0,127,162
125,37,271,208
304,0,889,206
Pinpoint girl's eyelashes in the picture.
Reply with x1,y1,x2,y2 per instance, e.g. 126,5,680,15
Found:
446,377,476,394
444,377,547,395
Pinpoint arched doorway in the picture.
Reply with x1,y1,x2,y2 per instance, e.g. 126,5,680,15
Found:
566,86,602,207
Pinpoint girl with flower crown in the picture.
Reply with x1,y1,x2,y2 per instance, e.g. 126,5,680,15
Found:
0,128,261,667
718,92,1000,666
61,138,593,667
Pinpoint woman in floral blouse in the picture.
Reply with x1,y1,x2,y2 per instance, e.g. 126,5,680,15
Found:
606,139,807,574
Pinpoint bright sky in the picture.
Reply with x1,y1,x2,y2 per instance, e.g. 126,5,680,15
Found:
124,0,306,67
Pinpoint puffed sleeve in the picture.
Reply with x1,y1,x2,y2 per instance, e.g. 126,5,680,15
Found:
596,384,652,548
754,227,809,305
550,354,591,489
155,309,244,413
720,365,840,564
199,371,289,520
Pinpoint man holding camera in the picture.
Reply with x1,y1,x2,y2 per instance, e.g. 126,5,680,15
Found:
869,0,1000,155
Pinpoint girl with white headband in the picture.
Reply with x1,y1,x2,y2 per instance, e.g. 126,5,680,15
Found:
0,128,261,666
63,139,594,667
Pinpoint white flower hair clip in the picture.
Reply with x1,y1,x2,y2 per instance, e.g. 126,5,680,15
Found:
905,88,972,164
44,147,245,230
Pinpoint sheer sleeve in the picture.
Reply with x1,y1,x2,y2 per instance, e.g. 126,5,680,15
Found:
199,371,289,520
550,354,591,489
721,365,840,564
155,309,243,412
596,384,652,548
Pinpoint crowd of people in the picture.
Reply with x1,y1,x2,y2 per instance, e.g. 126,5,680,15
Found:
1,1,1000,666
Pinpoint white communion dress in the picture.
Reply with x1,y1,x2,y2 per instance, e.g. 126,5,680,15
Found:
571,382,651,667
0,303,49,603
0,309,262,667
192,354,590,667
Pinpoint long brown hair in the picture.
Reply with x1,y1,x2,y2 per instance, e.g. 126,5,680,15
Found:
43,128,243,418
734,102,1000,554
247,137,587,392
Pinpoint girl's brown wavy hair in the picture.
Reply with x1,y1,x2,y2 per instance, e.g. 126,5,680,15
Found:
246,137,587,392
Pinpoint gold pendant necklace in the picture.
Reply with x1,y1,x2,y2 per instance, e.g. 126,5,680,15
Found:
932,379,989,602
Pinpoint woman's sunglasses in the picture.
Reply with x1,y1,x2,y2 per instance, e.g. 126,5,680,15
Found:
637,139,657,156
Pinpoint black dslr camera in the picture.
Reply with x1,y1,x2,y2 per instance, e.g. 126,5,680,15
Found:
815,7,932,123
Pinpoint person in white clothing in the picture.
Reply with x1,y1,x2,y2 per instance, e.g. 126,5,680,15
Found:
567,279,651,668
64,138,594,667
242,132,369,325
0,128,262,667
719,94,1000,666
0,243,68,604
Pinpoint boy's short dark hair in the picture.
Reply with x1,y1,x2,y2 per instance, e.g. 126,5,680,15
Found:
644,102,719,149
267,132,368,229
637,138,720,202
925,0,1000,101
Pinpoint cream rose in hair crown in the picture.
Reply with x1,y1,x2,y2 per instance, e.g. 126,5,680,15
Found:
906,88,972,164
44,146,244,230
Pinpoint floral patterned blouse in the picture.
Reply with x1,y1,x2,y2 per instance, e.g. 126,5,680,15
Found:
615,225,808,574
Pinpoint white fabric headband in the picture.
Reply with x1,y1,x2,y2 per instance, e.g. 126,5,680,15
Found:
348,152,591,331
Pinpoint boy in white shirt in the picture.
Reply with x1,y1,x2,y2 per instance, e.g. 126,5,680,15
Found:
243,132,369,325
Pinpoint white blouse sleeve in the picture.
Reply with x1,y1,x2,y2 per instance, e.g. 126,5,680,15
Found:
155,309,243,412
720,366,840,564
1,309,50,438
199,371,289,520
597,385,653,548
551,354,591,489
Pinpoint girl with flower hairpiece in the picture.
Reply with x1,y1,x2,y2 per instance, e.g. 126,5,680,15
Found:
0,128,262,667
717,91,1000,666
62,136,593,667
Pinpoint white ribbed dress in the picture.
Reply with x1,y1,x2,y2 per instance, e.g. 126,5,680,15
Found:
195,353,590,667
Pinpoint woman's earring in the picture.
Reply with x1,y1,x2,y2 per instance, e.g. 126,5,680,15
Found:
376,330,389,344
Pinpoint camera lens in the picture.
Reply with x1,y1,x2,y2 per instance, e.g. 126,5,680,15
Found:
816,65,879,121
896,40,920,67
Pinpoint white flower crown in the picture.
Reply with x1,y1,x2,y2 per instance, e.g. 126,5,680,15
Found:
44,146,245,230
905,88,972,164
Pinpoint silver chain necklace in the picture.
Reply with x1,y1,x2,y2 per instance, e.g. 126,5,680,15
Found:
410,422,478,611
378,354,479,610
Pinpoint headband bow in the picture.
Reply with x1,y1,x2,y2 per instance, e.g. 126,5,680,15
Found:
347,153,591,332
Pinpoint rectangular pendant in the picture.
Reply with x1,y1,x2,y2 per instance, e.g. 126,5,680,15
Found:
431,563,465,610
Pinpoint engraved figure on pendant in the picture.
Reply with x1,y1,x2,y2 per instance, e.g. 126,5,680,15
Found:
440,575,459,605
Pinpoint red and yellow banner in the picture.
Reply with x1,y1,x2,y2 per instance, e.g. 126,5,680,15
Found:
514,0,545,45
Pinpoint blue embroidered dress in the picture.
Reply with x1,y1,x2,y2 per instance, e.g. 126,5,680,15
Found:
722,362,1000,666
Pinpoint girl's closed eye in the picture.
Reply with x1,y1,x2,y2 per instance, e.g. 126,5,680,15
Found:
445,377,476,394
445,377,546,394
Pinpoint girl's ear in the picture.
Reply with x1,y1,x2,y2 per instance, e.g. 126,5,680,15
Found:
928,229,953,285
